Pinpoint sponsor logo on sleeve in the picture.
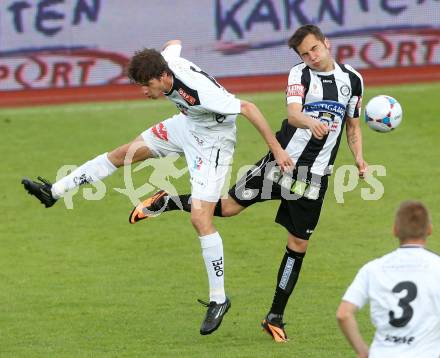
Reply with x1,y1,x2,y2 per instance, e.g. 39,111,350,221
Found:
286,84,305,98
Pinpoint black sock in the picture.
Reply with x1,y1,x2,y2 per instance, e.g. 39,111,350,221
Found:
165,195,223,217
166,194,191,212
269,246,305,317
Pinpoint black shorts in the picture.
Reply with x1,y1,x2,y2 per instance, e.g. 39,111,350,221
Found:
229,152,328,240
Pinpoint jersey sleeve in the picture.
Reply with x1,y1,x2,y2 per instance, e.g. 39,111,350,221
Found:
161,43,182,62
342,262,371,309
345,64,364,118
286,64,306,105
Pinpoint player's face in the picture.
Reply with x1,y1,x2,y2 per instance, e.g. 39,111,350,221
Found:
297,34,334,72
141,75,170,99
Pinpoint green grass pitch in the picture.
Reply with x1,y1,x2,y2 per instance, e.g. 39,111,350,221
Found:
1,83,439,357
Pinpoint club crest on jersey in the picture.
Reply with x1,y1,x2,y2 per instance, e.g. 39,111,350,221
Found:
340,84,351,97
151,122,168,141
286,84,304,98
178,88,197,105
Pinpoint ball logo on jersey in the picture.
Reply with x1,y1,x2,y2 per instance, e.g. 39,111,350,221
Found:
286,84,305,98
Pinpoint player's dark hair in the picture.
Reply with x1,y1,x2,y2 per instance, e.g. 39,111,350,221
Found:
288,24,326,54
395,200,431,241
127,48,172,85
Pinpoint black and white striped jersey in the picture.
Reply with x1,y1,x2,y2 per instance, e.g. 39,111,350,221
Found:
277,62,363,176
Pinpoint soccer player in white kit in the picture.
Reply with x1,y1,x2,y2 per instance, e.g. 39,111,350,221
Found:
22,40,293,335
337,201,440,358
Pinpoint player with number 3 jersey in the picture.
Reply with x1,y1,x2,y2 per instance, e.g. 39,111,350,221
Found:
337,201,440,358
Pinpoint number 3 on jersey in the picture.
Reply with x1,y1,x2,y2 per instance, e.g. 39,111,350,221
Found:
388,281,418,328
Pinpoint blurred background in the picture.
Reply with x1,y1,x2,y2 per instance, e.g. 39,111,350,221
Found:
1,0,439,106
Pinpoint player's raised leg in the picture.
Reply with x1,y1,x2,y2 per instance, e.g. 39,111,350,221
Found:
130,135,278,223
22,136,155,207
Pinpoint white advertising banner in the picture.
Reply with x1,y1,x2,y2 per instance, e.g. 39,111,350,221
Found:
1,0,439,91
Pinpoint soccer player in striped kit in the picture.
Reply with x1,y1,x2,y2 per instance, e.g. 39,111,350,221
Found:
131,25,368,342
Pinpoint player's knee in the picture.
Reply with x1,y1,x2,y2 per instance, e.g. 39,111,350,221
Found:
107,146,128,167
190,212,214,234
190,213,201,228
287,234,309,252
108,144,135,167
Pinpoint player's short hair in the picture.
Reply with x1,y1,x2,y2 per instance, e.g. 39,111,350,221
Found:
127,48,172,85
288,24,326,54
395,200,431,241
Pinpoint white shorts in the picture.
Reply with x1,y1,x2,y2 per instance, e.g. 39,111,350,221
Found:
141,113,236,202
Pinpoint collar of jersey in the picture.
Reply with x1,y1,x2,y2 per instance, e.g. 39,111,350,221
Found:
163,73,176,96
311,61,337,76
399,244,425,249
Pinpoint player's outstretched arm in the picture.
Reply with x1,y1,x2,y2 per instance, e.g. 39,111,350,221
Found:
287,103,329,139
336,301,369,358
346,117,367,178
239,100,293,173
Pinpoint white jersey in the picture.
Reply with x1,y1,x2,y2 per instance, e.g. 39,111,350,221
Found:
282,62,363,176
343,246,440,358
161,44,241,130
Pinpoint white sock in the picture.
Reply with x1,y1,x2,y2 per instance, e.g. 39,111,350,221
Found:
51,153,117,198
199,232,226,303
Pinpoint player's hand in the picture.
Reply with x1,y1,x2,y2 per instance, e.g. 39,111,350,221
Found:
273,147,294,173
356,158,368,179
309,120,329,140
